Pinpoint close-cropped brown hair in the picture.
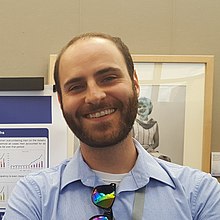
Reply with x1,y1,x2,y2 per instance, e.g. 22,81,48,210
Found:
53,32,134,96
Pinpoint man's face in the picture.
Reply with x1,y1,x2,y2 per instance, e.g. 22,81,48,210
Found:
58,37,139,148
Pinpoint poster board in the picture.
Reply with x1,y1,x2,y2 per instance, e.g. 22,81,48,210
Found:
0,85,68,211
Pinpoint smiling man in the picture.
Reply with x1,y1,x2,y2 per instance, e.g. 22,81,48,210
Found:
58,36,139,150
3,33,220,220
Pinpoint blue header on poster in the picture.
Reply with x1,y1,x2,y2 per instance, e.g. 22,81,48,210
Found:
0,128,48,138
0,96,52,124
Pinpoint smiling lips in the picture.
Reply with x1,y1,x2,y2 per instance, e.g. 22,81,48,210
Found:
86,108,116,119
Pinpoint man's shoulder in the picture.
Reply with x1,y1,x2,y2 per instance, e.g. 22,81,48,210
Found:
155,158,217,189
156,158,204,177
22,159,71,185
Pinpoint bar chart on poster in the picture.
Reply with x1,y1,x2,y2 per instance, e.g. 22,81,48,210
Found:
9,149,45,170
0,85,68,214
0,186,6,203
0,129,48,171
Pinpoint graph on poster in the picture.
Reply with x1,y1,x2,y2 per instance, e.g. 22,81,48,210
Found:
0,186,6,202
0,154,5,169
10,153,44,170
7,149,45,171
0,138,47,172
0,129,49,209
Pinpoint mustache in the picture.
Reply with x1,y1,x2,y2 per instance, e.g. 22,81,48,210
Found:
79,101,122,116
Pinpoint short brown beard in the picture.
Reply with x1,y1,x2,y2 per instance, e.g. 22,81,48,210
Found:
61,85,138,148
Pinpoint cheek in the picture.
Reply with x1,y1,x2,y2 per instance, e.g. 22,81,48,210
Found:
112,83,134,99
61,96,78,113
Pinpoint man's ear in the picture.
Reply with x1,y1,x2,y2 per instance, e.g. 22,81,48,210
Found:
133,70,140,96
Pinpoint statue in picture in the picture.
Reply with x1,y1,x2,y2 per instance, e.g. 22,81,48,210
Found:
132,97,171,162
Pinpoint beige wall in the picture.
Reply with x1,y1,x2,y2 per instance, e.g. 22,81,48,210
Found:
0,0,219,153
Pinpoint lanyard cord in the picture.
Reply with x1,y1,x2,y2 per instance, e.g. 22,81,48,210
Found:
112,186,146,220
132,186,146,220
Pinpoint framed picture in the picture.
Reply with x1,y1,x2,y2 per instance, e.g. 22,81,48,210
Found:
132,55,213,173
48,54,214,173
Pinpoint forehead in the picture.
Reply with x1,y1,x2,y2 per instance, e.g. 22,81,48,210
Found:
59,37,126,73
63,37,120,56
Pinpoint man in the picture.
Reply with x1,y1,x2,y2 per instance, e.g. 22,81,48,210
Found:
3,32,220,219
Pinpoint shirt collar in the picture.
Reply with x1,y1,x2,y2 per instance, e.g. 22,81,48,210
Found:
130,139,175,189
61,139,175,191
61,148,98,190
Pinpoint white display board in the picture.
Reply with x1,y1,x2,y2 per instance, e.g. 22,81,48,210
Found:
0,85,68,210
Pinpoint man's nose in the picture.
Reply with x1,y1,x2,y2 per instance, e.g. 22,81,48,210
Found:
85,84,106,104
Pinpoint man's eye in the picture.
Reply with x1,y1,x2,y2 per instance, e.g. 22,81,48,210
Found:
69,84,85,92
102,76,116,83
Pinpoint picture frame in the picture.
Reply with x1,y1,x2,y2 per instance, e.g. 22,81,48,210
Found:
48,54,214,173
132,55,213,173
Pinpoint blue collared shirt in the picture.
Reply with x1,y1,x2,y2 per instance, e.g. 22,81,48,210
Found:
3,139,220,219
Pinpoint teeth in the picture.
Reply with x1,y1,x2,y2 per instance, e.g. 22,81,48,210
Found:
87,109,115,119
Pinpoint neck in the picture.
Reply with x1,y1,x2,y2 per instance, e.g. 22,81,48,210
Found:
80,134,137,174
137,114,149,122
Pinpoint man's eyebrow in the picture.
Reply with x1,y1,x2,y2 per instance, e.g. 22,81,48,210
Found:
95,67,120,76
64,77,84,88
